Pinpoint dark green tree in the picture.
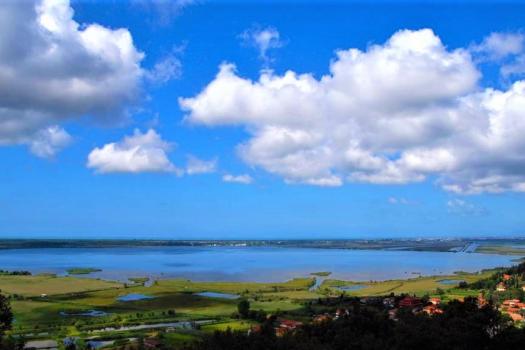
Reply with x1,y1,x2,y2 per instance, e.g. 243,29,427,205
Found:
0,292,13,337
237,299,250,318
0,292,14,349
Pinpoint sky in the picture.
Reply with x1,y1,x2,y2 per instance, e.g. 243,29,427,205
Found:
2,0,525,239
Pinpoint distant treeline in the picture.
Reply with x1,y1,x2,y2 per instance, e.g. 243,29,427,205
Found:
0,239,213,249
0,270,31,276
1,238,525,252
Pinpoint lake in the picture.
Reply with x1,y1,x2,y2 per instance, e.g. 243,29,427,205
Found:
337,285,368,292
0,246,516,282
117,293,154,302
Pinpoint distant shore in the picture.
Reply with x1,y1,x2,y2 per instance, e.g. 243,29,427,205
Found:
1,237,525,254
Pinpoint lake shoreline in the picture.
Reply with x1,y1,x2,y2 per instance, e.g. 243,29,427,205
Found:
0,245,518,283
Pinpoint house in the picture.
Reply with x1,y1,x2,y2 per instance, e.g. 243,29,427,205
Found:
275,319,303,336
422,305,443,316
496,282,507,292
399,296,422,308
508,312,524,322
477,293,488,308
313,314,332,323
503,274,512,281
279,319,303,330
502,299,520,307
429,297,441,305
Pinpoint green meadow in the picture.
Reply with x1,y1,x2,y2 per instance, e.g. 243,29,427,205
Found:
0,270,494,343
320,270,495,297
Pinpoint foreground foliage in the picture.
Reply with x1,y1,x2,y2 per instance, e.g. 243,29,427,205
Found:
186,298,525,350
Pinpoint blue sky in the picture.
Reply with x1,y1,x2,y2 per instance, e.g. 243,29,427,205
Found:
1,0,525,239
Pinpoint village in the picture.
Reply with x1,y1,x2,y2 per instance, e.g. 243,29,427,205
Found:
246,266,525,340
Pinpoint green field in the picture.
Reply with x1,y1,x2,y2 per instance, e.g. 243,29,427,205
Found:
475,245,525,256
2,275,313,336
321,270,494,297
0,269,495,347
0,274,122,296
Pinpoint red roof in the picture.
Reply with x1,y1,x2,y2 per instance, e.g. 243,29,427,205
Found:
279,319,303,329
399,296,422,308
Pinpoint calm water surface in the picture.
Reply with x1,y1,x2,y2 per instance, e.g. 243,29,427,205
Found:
117,293,154,302
0,246,516,282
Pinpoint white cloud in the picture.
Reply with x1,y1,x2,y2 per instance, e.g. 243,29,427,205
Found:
146,54,182,84
185,155,217,175
181,29,525,193
184,29,514,192
87,129,179,174
145,46,184,84
0,0,144,155
388,197,412,205
222,174,254,184
447,199,488,216
29,126,72,158
501,54,525,78
472,32,524,60
239,26,284,64
471,32,525,78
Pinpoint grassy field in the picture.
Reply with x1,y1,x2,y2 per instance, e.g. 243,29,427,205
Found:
321,270,494,297
476,245,525,256
151,278,314,294
0,269,495,343
201,320,256,332
3,275,313,336
0,274,122,296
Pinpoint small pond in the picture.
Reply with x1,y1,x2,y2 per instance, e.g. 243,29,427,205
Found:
195,292,240,299
337,285,368,292
438,279,466,285
117,293,154,302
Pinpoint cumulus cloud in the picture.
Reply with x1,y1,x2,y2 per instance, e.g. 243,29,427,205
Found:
29,126,72,158
472,32,524,60
181,28,525,194
87,129,179,174
0,0,144,155
222,174,254,184
185,155,217,175
447,199,488,216
239,26,284,64
472,32,525,78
